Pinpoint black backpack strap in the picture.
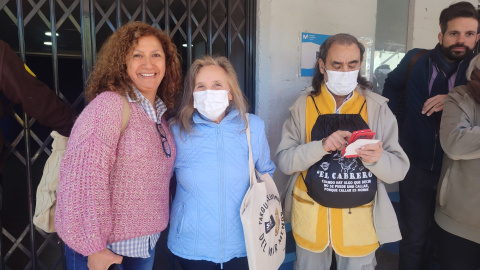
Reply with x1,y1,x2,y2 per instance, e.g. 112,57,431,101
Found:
404,49,428,86
309,95,321,115
395,49,429,133
358,100,367,114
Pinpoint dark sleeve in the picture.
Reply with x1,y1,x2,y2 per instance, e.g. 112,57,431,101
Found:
382,49,422,112
0,40,76,136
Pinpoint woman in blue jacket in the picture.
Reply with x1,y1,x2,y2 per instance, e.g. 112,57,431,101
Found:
168,55,275,269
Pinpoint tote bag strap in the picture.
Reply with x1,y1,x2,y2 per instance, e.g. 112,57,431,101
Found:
245,114,256,187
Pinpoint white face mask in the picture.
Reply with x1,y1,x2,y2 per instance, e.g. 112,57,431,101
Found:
193,90,230,121
325,69,359,96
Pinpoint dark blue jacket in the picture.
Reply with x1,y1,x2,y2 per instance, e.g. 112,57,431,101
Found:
382,48,473,172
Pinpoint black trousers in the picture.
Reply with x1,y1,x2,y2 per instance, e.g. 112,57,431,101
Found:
437,223,480,270
399,165,440,270
175,256,249,270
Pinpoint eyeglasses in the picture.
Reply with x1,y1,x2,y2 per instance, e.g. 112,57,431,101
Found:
156,123,172,158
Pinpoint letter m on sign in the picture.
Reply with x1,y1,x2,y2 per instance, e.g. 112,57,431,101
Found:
303,34,309,40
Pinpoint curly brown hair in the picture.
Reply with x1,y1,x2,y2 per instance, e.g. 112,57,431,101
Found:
85,21,182,116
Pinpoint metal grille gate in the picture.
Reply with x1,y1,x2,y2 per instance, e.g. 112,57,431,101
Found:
0,0,256,268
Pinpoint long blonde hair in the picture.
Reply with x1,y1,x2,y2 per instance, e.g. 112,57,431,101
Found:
174,55,249,133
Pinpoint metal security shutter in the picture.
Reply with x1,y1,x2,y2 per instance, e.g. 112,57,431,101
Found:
0,0,256,269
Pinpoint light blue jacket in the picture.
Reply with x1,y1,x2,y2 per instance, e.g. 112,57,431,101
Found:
167,109,276,263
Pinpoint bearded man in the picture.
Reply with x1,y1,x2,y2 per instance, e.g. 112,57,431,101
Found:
382,2,480,270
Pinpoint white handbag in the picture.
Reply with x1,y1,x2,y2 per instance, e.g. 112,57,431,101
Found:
240,114,286,270
33,131,68,233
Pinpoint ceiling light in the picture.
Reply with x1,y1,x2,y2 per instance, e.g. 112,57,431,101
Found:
182,44,193,47
45,32,59,36
44,41,52,46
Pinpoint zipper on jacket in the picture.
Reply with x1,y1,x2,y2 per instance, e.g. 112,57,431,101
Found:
217,124,225,268
427,57,436,171
373,192,380,248
428,55,454,172
327,208,332,248
431,131,438,171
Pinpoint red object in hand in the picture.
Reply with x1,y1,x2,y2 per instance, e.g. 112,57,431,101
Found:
341,129,376,158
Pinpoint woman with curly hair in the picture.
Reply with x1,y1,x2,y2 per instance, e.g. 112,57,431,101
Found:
55,21,182,270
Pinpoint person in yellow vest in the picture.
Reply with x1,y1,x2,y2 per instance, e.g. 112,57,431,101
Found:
276,33,409,270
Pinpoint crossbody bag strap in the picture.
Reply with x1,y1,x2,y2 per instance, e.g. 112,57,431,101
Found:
404,49,428,86
309,95,321,115
120,95,131,134
245,114,256,187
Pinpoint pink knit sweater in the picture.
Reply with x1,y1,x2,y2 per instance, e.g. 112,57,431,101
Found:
55,91,175,256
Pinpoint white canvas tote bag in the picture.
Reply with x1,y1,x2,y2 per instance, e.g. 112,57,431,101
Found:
240,114,286,270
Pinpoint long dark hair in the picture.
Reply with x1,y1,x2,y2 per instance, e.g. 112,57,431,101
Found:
311,33,372,96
